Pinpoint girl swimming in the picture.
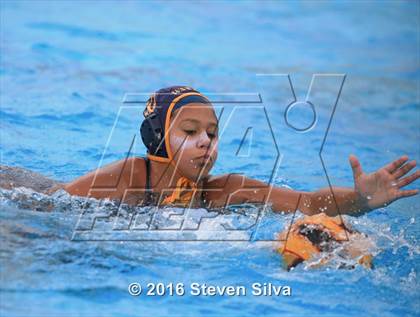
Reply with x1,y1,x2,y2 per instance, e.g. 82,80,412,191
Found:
2,85,419,216
62,85,420,215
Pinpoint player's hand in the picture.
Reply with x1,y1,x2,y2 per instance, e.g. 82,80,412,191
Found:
349,154,419,210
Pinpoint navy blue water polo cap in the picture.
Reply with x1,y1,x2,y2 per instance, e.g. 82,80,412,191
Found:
140,85,212,163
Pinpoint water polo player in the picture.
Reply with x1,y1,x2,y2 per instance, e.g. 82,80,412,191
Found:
60,85,420,216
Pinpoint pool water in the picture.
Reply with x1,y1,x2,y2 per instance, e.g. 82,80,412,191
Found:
1,1,419,316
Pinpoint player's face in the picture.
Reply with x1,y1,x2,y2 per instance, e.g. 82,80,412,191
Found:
169,104,218,182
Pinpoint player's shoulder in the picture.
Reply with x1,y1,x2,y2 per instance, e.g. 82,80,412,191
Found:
89,156,147,187
110,156,146,171
205,173,261,189
124,156,147,187
206,173,248,188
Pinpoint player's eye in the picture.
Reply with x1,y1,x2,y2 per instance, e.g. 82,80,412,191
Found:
207,132,217,139
207,128,218,139
184,130,196,135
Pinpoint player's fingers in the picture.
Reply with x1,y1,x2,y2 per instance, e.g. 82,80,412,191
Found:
397,189,419,198
393,160,416,179
397,170,420,188
349,154,363,179
384,155,408,173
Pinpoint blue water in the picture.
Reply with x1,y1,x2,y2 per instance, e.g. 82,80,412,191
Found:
1,1,419,316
